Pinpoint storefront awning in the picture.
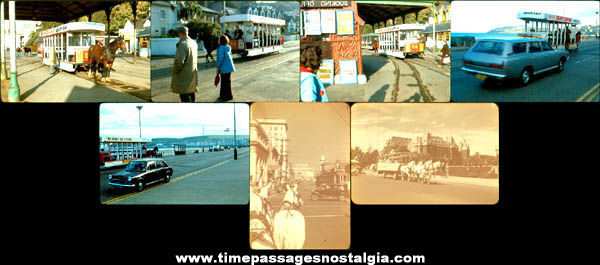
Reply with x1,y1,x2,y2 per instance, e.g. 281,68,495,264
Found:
356,1,436,25
2,1,123,23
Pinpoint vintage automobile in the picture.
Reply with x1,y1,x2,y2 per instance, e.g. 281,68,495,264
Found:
462,37,568,86
108,158,173,192
310,183,350,202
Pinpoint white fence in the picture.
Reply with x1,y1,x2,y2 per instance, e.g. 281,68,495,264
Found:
151,38,207,56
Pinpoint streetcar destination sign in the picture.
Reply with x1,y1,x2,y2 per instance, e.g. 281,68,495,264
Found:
301,1,351,8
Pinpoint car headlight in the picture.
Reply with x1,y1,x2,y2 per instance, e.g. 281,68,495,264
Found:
127,176,132,182
108,174,112,180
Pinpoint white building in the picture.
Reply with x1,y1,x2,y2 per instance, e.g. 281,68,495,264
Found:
2,20,39,49
151,1,180,37
118,19,151,54
255,118,289,178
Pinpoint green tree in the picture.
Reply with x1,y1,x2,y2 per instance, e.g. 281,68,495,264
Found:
394,16,403,25
404,12,417,24
177,2,204,22
417,8,432,24
185,18,221,40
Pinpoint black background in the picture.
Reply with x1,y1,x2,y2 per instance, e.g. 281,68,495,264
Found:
2,102,597,264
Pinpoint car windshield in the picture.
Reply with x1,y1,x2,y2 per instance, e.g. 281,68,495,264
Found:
125,161,147,172
472,41,505,55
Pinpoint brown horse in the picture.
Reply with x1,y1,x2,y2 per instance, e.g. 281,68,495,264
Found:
88,36,126,82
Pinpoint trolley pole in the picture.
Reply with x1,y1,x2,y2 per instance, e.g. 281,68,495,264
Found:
130,1,137,64
7,1,20,102
1,1,8,80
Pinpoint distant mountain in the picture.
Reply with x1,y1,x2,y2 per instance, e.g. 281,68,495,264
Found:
149,135,250,147
487,25,525,34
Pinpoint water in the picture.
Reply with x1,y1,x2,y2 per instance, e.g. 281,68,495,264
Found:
452,32,519,40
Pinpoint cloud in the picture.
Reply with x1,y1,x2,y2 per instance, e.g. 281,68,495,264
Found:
100,103,249,139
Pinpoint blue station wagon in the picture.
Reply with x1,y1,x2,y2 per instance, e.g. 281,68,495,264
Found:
462,37,569,86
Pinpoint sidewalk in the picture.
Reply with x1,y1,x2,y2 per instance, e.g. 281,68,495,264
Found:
1,57,145,102
326,52,396,102
113,154,250,205
436,176,499,188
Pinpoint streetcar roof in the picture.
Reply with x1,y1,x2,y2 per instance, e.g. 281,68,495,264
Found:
517,12,580,24
220,14,285,26
100,136,152,143
375,24,426,34
41,22,105,37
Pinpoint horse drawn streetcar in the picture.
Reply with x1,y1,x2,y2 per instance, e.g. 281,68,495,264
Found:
220,13,286,57
40,22,105,72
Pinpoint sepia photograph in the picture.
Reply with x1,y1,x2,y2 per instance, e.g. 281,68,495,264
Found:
150,1,300,102
351,103,499,204
1,1,151,102
451,1,599,102
250,102,350,249
99,103,249,205
300,0,450,102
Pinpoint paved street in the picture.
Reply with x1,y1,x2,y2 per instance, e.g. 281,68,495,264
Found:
326,49,450,102
1,55,150,102
266,180,350,249
100,148,249,204
451,39,600,102
352,171,498,205
151,40,299,102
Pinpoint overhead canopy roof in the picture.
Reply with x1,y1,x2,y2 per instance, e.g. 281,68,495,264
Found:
356,1,436,25
2,1,123,23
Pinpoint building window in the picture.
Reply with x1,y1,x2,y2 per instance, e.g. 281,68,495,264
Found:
161,10,166,19
161,27,166,36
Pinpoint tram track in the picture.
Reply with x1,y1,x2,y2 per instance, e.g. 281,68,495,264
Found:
74,71,151,101
389,56,435,102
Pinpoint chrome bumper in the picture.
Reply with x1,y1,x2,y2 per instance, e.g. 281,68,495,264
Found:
462,66,507,79
108,182,135,188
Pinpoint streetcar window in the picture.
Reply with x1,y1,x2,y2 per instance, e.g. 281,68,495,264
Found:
69,32,82,46
472,41,505,55
82,33,93,47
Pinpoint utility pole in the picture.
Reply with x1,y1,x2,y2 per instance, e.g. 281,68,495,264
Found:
136,106,143,138
234,104,237,160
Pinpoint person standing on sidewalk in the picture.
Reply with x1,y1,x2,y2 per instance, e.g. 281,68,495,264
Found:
216,34,236,101
49,45,57,74
300,45,328,102
171,26,198,102
438,42,450,67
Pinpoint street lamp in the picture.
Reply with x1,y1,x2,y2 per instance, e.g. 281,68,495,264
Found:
136,105,143,138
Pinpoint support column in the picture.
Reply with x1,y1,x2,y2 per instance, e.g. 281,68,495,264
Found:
105,6,112,44
130,1,137,64
7,1,20,102
1,1,8,80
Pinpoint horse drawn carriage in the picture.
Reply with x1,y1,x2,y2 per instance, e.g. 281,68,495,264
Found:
219,13,285,57
40,22,105,72
377,158,446,184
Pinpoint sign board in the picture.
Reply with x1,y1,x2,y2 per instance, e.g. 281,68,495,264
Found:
317,59,334,84
338,59,357,84
320,10,336,34
304,10,322,35
336,10,354,35
301,1,351,8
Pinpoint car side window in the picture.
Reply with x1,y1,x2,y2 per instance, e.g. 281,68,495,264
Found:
161,161,168,168
529,42,542,53
147,162,155,170
512,42,527,54
541,41,553,51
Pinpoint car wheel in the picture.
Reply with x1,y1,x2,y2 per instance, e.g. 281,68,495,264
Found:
519,68,532,86
136,181,144,192
339,195,346,202
311,194,318,201
556,59,565,73
164,174,170,183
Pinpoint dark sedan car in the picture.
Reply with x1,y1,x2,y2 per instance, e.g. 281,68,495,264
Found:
108,158,173,192
311,183,350,202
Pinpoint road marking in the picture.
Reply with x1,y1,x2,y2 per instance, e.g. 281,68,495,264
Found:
586,89,599,102
576,83,600,102
103,153,249,204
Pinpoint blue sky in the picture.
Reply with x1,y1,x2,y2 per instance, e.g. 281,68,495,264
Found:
452,1,600,33
100,103,249,139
